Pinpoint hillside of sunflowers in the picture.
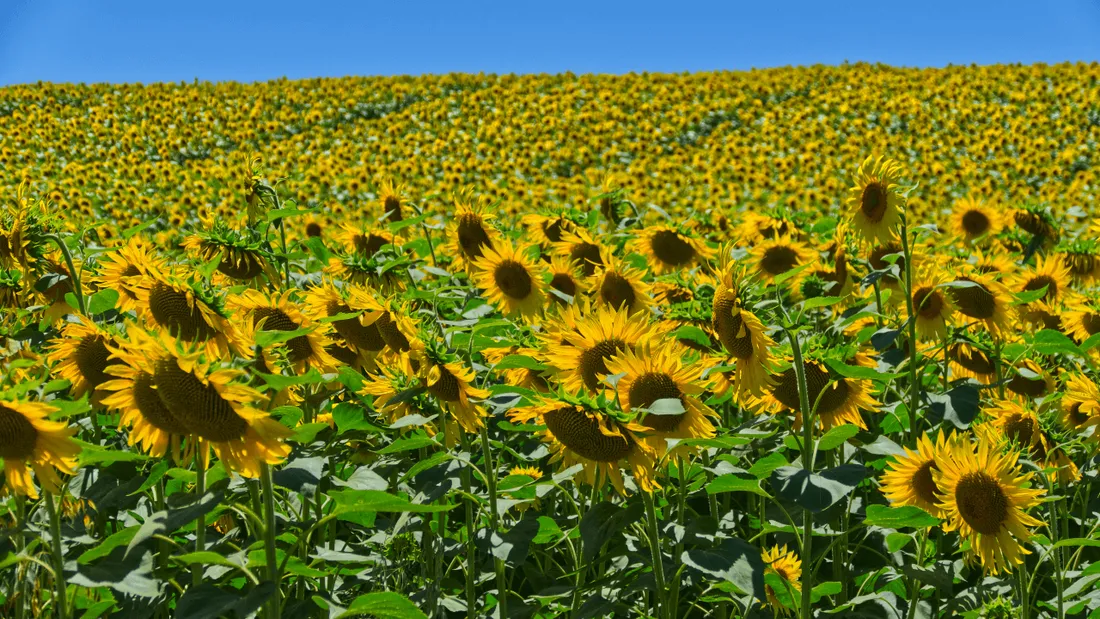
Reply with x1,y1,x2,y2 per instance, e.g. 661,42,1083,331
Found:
1,61,1100,618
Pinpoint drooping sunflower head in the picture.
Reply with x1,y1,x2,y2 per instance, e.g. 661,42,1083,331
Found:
302,279,387,353
420,352,489,437
0,396,80,499
767,352,879,431
552,228,606,278
978,399,1060,473
933,435,1045,575
521,212,575,247
447,192,498,270
762,544,802,615
590,254,653,316
46,318,125,400
227,289,338,374
880,430,951,518
1005,359,1055,400
359,361,426,428
1057,239,1100,283
471,240,547,319
846,155,906,244
951,197,1003,243
948,341,998,384
180,220,273,282
593,171,628,226
89,237,166,313
736,210,807,245
909,272,956,341
866,241,905,289
377,178,407,223
1011,204,1059,247
750,236,812,283
323,251,406,295
710,267,776,398
335,222,402,259
508,395,658,495
541,303,660,393
632,224,713,274
1064,297,1100,344
134,268,245,358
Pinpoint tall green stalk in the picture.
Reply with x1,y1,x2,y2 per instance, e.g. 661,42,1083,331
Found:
458,431,477,618
786,328,815,619
478,425,508,617
641,490,667,619
45,491,68,619
898,216,921,441
260,462,281,619
193,453,206,588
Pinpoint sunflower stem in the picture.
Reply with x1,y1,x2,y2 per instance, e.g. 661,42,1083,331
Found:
14,495,26,619
872,280,884,329
785,327,815,619
898,215,921,442
193,452,206,588
46,234,86,317
641,489,667,619
478,425,509,617
44,491,68,619
457,431,477,618
259,462,281,619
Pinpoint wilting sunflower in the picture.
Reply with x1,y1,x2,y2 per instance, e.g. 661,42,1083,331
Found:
421,355,488,436
762,545,802,615
134,269,245,358
541,304,659,393
934,436,1045,574
606,343,717,451
180,220,274,282
591,255,652,315
47,318,124,400
946,272,1013,334
0,396,80,499
908,272,956,340
90,237,166,314
948,342,998,384
846,156,906,244
377,178,407,222
711,265,775,397
302,280,387,354
508,397,657,494
472,241,547,319
1005,359,1054,399
951,197,1003,243
737,211,804,244
227,289,338,374
881,430,951,517
553,228,605,277
1011,205,1059,246
1061,373,1100,433
335,223,401,258
1012,254,1071,309
128,330,291,477
546,255,587,305
767,358,879,430
447,192,498,271
99,339,192,460
1058,240,1100,283
750,236,812,282
631,225,713,274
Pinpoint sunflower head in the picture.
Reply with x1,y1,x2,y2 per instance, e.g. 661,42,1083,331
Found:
762,545,802,615
846,156,906,244
951,197,1003,243
472,241,547,319
1011,204,1059,246
448,192,498,270
541,303,660,393
552,229,605,277
633,224,713,274
880,430,951,518
591,255,652,315
378,178,407,222
0,396,80,499
47,318,125,400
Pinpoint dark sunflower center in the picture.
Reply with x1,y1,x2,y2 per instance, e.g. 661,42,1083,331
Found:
494,260,533,300
152,359,249,442
650,230,695,266
599,272,636,311
1064,253,1097,277
1002,413,1036,447
860,182,889,223
252,307,312,363
327,301,386,352
1007,370,1048,398
542,407,634,462
75,335,116,389
569,242,603,277
955,471,1009,536
868,244,904,283
961,210,990,237
950,345,995,375
913,287,945,319
772,363,849,415
217,249,265,280
133,371,190,434
950,278,996,319
147,283,217,342
305,222,323,238
0,405,39,460
1023,275,1056,300
913,460,939,506
384,196,403,221
1014,211,1047,237
760,246,800,276
1082,313,1100,336
457,214,491,259
549,272,577,300
327,344,361,366
578,338,626,391
428,367,462,402
1068,403,1090,427
543,219,563,243
631,373,685,432
354,233,389,258
375,312,411,352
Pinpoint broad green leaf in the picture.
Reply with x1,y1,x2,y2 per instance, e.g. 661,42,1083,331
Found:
339,591,427,618
863,505,940,529
706,474,771,497
87,289,119,314
817,425,860,451
328,490,456,517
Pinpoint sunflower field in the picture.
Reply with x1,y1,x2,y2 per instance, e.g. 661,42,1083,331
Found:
1,62,1100,619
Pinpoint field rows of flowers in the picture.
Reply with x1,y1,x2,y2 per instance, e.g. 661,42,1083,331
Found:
0,63,1099,618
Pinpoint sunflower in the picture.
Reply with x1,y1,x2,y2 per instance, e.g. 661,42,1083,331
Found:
880,430,951,518
472,241,547,319
846,156,906,244
948,342,998,384
377,178,407,222
908,273,956,340
1065,301,1100,344
301,213,326,239
979,401,1077,483
1005,359,1054,399
521,212,574,247
46,318,125,400
134,269,245,358
1012,254,1071,309
447,192,498,271
90,237,166,314
508,397,657,494
951,197,1003,243
552,228,605,277
767,359,879,430
422,357,488,437
736,212,804,244
483,346,552,393
795,244,853,300
749,236,813,282
1011,205,1059,246
546,255,587,305
591,255,652,315
1060,373,1100,433
302,280,387,354
541,304,659,393
866,241,905,289
359,360,426,428
631,225,713,274
711,267,776,397
180,221,274,282
593,171,628,225
98,341,192,461
946,272,1013,334
127,330,291,477
762,545,802,615
1057,240,1100,283
334,223,401,258
606,343,717,452
0,396,80,499
972,250,1017,278
652,280,695,306
227,289,338,374
324,252,406,295
934,435,1045,574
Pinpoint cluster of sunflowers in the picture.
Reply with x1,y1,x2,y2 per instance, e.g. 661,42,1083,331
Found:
1,65,1099,618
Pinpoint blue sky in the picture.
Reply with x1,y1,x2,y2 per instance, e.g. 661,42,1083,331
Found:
1,0,1098,85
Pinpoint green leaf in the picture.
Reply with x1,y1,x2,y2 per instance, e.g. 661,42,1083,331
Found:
328,490,456,518
926,383,981,429
379,436,439,454
122,219,157,239
266,207,316,223
129,460,171,496
533,516,565,544
1012,284,1049,305
291,422,331,444
886,532,912,553
823,358,898,380
672,324,713,348
77,441,149,466
256,368,325,391
817,425,860,451
172,551,240,568
333,401,384,434
706,474,770,497
338,591,427,618
493,355,547,371
1081,332,1100,353
864,505,940,529
642,398,686,416
681,537,766,602
1053,538,1100,549
802,296,843,310
79,526,139,564
774,261,814,285
769,464,868,513
748,452,789,479
87,289,119,314
254,326,314,348
1031,329,1082,356
812,581,843,602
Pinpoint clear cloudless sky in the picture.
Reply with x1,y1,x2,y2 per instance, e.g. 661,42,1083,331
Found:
1,0,1099,86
